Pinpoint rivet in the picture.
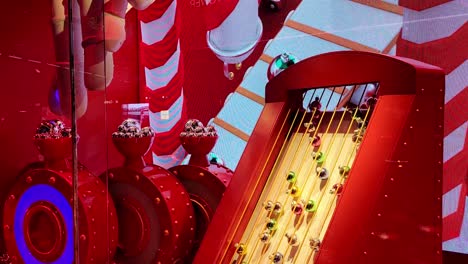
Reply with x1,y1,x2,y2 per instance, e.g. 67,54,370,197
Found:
91,258,94,262
189,215,193,219
437,197,441,201
377,213,381,217
421,88,424,92
175,234,179,238
384,195,388,198
11,256,17,261
175,182,179,185
93,232,96,235
109,173,114,179
91,218,95,222
363,251,367,255
160,185,164,189
26,176,32,183
398,164,403,168
416,109,419,112
172,208,175,212
409,126,413,129
172,170,178,175
186,203,190,206
190,228,194,231
83,194,87,198
88,205,92,209
174,221,178,224
371,232,375,235
166,196,170,200
80,234,87,241
155,197,161,204
181,191,185,195
164,230,169,236
4,225,10,231
135,175,140,181
199,172,204,177
439,106,443,110
403,142,407,145
9,194,15,200
436,250,441,255
390,178,394,181
49,177,56,184
436,233,440,237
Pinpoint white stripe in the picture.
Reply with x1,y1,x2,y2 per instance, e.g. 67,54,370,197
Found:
289,0,402,52
445,61,468,104
402,1,468,44
144,42,180,90
152,145,186,168
149,91,183,133
140,0,176,45
443,184,462,217
443,121,467,163
442,197,468,253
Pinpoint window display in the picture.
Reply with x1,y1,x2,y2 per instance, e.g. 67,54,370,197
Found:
0,0,466,263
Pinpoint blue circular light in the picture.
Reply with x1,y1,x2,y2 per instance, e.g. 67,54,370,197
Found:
14,184,74,264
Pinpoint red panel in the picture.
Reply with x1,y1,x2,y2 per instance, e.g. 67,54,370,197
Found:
443,133,468,193
443,184,466,240
444,88,468,137
195,51,445,264
138,0,173,22
398,0,452,11
397,24,468,74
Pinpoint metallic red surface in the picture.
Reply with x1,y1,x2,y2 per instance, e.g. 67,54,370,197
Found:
3,137,119,264
194,51,445,263
103,136,196,263
170,163,232,252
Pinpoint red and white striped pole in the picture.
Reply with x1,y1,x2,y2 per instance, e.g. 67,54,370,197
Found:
397,0,468,253
138,0,187,168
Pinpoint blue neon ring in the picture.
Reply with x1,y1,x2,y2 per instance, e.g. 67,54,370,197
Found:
13,184,74,264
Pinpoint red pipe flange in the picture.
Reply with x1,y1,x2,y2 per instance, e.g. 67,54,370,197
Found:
3,166,119,264
106,120,195,263
3,121,118,264
170,163,232,252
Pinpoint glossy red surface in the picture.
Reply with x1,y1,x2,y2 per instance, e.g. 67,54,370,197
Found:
194,51,445,263
104,136,196,263
170,163,232,254
3,143,119,263
180,135,218,167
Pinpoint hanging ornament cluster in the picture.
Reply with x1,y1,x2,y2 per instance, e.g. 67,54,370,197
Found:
180,119,217,138
112,118,154,138
34,120,72,139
